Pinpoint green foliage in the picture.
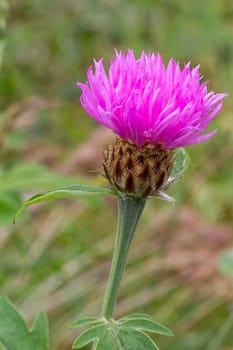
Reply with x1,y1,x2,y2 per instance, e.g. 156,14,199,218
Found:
14,184,116,221
116,328,160,350
217,249,233,277
69,317,101,328
155,148,188,202
0,297,49,350
170,148,188,179
72,323,106,349
71,314,172,350
119,313,173,336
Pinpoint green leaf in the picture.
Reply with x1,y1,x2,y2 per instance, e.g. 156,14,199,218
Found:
0,297,30,350
0,297,49,350
120,313,154,321
71,316,170,350
170,148,189,178
72,324,106,349
94,327,120,350
30,312,49,350
14,184,116,221
218,249,233,277
72,322,119,350
119,317,173,336
119,328,160,350
69,317,103,328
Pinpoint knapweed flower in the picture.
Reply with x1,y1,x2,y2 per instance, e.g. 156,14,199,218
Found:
77,49,225,198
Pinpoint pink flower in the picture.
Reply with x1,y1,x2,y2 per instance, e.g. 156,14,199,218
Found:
77,49,226,148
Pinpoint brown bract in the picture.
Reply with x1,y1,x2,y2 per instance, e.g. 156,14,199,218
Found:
103,137,175,197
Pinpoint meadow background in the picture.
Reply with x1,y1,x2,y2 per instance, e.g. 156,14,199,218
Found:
0,0,233,349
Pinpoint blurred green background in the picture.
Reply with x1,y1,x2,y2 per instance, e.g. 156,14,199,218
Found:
0,0,233,349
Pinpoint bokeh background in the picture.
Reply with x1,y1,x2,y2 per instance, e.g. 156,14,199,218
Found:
0,0,233,349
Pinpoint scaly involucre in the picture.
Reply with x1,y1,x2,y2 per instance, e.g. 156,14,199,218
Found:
77,49,226,148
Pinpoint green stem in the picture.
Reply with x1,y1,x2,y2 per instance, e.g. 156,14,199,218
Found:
100,195,146,320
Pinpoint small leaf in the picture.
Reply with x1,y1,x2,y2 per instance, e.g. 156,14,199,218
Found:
72,317,170,350
0,297,49,350
119,317,173,336
170,148,189,178
30,312,49,350
69,317,102,328
119,328,160,350
14,184,116,221
94,327,120,350
218,249,233,277
72,324,106,349
0,297,29,350
120,313,154,321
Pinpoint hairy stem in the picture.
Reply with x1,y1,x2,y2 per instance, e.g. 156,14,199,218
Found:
100,196,146,319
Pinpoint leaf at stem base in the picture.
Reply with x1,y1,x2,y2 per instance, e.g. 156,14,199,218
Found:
71,314,173,350
0,297,49,350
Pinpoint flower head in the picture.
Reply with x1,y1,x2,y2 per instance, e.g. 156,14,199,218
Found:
77,49,226,149
77,50,226,198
